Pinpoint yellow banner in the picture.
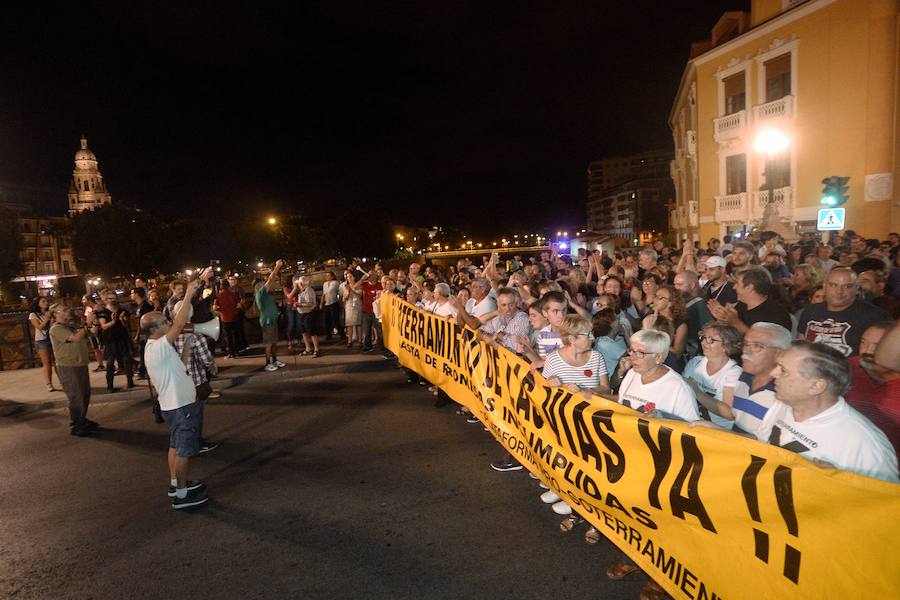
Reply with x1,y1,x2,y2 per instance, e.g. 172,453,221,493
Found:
382,295,900,600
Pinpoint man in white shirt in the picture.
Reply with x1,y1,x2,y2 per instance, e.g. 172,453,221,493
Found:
762,341,898,482
141,269,211,509
464,278,497,322
432,283,458,319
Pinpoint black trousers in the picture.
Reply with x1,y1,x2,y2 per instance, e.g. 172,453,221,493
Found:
323,303,342,338
105,344,134,390
223,321,241,356
362,311,377,350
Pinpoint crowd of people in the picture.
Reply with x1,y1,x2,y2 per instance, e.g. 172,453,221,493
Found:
24,227,900,594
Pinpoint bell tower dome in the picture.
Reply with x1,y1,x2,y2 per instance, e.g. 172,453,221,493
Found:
68,136,112,214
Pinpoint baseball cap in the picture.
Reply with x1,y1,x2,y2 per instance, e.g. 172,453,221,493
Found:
706,256,727,269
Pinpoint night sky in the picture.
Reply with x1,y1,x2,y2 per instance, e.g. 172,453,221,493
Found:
1,1,747,236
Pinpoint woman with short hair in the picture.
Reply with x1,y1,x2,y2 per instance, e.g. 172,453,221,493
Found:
682,323,743,428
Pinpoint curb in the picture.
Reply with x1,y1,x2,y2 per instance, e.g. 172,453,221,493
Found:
0,356,397,418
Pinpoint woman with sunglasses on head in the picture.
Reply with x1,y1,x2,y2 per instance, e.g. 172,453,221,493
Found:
682,323,743,428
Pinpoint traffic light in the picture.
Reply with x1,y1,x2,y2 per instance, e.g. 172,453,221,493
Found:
820,176,850,207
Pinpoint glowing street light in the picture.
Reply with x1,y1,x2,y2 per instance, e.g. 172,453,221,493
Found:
267,217,277,226
754,127,791,227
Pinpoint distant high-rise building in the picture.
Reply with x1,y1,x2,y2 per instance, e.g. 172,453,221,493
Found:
586,150,674,241
68,136,111,214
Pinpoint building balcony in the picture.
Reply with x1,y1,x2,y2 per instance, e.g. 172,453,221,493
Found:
752,95,794,125
713,110,747,143
752,186,794,221
714,192,750,224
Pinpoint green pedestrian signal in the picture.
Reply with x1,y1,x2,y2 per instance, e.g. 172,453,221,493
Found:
820,176,849,207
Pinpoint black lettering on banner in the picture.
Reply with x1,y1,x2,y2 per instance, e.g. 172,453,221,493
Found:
409,311,419,345
435,318,446,360
592,410,625,483
669,434,716,533
572,401,606,475
556,392,578,452
633,506,658,530
680,567,697,598
541,387,566,446
741,457,802,584
534,436,554,464
637,418,673,510
604,492,633,519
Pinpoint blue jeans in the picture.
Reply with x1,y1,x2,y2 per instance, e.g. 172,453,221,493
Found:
284,305,299,341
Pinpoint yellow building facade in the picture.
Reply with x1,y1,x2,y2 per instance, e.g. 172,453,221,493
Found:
670,0,899,243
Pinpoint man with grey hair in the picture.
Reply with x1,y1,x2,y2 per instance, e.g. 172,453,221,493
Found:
637,248,658,280
49,306,98,436
797,267,891,357
432,282,458,319
464,278,496,322
295,275,320,357
142,268,212,508
763,341,898,482
693,322,792,434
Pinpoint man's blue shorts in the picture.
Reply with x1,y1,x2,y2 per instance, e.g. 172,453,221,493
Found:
162,402,202,458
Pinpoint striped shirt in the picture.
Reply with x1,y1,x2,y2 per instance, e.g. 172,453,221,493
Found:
542,350,607,390
731,372,776,434
481,310,531,352
536,325,562,358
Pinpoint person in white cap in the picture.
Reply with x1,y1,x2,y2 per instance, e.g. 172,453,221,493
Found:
703,255,737,306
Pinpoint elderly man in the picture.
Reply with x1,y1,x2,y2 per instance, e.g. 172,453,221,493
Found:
693,323,791,433
431,283,458,319
798,267,891,356
847,322,899,454
295,275,321,357
454,287,530,353
708,266,791,333
763,341,898,482
50,306,98,437
465,278,497,322
637,248,659,281
142,269,211,509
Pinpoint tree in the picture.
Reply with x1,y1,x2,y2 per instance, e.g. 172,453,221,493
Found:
70,204,168,277
0,205,23,284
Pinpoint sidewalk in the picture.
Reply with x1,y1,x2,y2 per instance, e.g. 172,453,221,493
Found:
0,341,393,416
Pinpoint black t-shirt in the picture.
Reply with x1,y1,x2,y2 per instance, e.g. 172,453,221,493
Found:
95,308,130,344
704,280,738,306
797,299,892,357
736,297,792,331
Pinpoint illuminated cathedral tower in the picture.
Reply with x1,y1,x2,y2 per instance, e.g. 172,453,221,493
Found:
67,136,112,214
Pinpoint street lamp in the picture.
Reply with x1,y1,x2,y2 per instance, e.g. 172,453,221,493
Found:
754,128,790,229
267,217,277,226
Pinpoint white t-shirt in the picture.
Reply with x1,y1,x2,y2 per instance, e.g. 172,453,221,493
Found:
683,356,741,428
466,296,496,318
543,350,607,391
731,373,777,434
618,367,701,422
433,300,457,319
322,280,340,306
145,337,197,411
755,398,899,482
29,312,49,341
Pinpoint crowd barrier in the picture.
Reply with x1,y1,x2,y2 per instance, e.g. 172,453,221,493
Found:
381,295,900,600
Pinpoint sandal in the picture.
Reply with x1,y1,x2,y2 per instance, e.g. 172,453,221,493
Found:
559,515,585,533
584,526,601,544
640,580,671,600
300,350,312,356
606,559,641,580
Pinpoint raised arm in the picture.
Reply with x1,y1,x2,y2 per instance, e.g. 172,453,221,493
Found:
264,260,283,292
166,268,210,345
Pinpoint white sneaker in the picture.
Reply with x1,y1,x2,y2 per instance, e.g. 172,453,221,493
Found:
264,363,279,372
274,360,286,368
552,500,573,515
528,472,539,480
540,490,561,504
539,482,549,489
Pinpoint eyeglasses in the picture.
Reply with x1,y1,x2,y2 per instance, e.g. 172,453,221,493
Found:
574,332,595,340
628,348,653,358
699,335,722,344
742,341,770,352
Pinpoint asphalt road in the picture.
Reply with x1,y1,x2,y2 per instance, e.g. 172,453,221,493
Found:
0,355,647,600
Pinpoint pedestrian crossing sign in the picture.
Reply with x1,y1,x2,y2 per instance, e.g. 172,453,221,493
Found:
817,207,845,231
